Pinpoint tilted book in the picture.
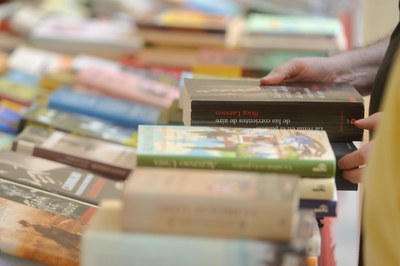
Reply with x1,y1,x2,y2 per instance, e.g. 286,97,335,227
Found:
183,78,365,141
48,87,161,129
75,65,180,109
82,200,311,266
19,104,138,147
12,125,136,181
0,178,97,224
122,167,299,241
137,125,336,177
0,151,122,205
0,197,85,266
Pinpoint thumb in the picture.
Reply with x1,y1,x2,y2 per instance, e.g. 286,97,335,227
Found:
260,70,287,85
355,112,382,130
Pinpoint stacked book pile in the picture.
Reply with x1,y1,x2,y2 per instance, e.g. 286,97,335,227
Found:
0,1,364,266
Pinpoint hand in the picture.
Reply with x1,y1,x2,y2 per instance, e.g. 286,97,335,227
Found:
260,57,342,84
259,56,374,95
337,112,382,183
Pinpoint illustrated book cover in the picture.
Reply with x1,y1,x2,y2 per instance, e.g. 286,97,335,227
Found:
0,150,122,205
136,125,336,177
0,197,85,266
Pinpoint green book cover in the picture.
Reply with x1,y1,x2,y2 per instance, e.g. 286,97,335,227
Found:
137,125,336,177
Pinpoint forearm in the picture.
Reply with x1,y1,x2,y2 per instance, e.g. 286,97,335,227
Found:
329,38,390,95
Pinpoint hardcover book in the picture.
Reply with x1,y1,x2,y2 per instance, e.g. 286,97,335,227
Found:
0,178,97,224
122,167,299,241
183,78,365,142
19,104,138,147
0,197,85,266
137,125,336,177
48,87,161,129
0,150,122,205
82,200,311,266
12,125,136,181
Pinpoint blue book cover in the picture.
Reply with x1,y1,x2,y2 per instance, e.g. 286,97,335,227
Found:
0,107,21,135
48,87,161,129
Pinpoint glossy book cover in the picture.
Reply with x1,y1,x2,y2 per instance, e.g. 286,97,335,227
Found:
137,125,336,177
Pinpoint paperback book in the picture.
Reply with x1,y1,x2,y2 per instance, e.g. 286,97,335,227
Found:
12,125,136,181
48,87,161,129
183,78,365,141
136,125,336,177
0,150,122,205
19,104,138,147
0,178,97,224
122,167,299,241
0,197,85,266
82,200,311,266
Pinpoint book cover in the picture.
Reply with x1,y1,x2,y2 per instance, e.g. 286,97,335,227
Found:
0,178,97,224
137,125,336,177
82,199,309,266
0,131,14,149
75,65,180,109
183,78,364,142
12,125,136,181
0,150,122,205
48,87,161,129
0,197,85,266
19,104,138,147
122,167,299,241
0,78,43,106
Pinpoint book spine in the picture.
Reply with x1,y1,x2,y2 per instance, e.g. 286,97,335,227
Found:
298,177,336,200
299,199,337,218
12,140,132,181
189,101,364,142
137,155,335,177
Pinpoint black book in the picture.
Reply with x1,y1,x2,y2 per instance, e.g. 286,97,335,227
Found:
331,141,359,191
0,150,122,205
183,78,365,142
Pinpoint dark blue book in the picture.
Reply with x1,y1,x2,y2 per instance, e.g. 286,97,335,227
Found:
48,87,161,129
299,198,337,218
0,107,21,135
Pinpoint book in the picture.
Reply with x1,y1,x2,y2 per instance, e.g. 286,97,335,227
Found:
136,8,241,48
48,87,161,129
136,125,336,177
331,141,359,190
0,106,21,135
0,150,122,205
299,177,336,201
29,17,142,59
0,131,14,149
0,178,97,224
300,197,337,218
0,196,84,266
0,78,44,106
182,78,365,142
12,125,136,181
75,65,180,109
19,104,138,147
235,13,346,53
122,167,299,241
82,199,311,266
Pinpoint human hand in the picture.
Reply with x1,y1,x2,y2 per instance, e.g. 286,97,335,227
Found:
260,57,341,84
337,112,382,183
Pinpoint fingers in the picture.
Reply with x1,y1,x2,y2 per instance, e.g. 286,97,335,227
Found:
260,59,300,85
337,142,372,183
355,112,382,130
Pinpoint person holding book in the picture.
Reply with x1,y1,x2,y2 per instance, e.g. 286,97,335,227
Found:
361,43,400,266
260,33,398,183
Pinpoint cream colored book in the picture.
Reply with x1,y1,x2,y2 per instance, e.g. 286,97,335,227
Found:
121,167,300,242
